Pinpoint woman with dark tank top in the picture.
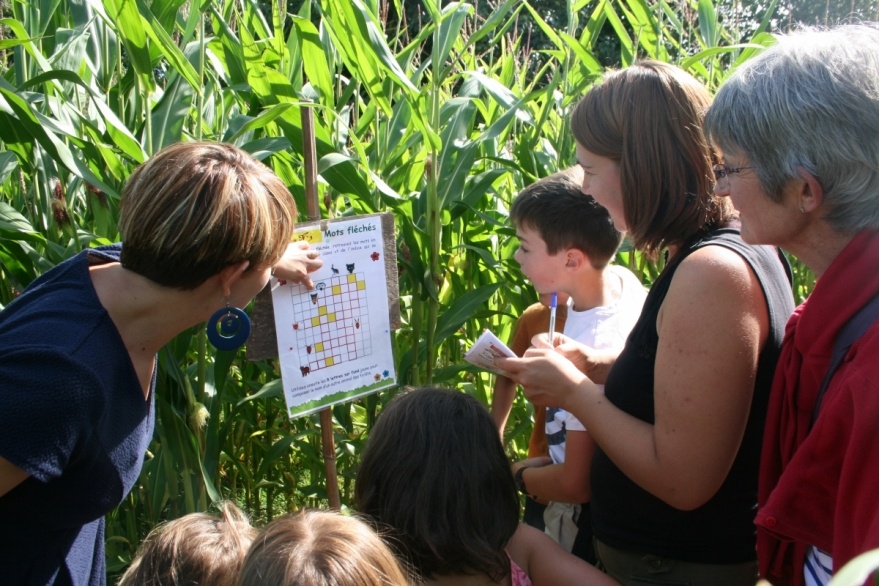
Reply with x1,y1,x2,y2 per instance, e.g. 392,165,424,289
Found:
497,61,794,585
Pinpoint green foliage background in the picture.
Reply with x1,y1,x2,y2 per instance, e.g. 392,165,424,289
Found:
0,0,837,576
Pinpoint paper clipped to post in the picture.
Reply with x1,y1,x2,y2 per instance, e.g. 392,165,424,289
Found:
271,214,397,418
464,329,517,376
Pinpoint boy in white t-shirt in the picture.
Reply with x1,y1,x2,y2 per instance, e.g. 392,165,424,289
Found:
505,166,646,563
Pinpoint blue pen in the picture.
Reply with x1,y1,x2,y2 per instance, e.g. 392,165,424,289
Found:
548,292,557,346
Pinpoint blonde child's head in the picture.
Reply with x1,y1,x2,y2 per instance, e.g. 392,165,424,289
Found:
119,502,256,586
238,509,410,585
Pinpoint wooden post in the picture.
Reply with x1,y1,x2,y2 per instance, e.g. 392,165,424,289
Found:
300,101,341,510
301,101,320,223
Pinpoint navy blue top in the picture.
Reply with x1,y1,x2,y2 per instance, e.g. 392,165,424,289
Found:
591,228,794,564
0,245,155,585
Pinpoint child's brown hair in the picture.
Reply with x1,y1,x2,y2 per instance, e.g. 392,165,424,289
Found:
510,166,623,269
354,387,520,583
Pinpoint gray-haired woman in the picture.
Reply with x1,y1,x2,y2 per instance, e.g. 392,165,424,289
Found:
706,23,878,586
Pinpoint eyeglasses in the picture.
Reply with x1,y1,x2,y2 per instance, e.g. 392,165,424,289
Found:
712,164,752,180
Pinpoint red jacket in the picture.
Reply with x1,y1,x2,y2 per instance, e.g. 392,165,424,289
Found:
756,230,879,585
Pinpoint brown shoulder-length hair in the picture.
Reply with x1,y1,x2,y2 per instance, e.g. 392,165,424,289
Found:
572,60,734,257
354,387,520,583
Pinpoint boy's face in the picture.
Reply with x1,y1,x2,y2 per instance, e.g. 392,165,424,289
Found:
513,224,567,295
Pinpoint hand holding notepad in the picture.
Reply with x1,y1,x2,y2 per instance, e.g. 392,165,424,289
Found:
464,330,517,376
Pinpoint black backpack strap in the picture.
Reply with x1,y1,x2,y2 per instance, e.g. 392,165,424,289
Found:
811,295,879,426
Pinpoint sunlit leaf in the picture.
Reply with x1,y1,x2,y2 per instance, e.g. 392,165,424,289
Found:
434,282,503,344
292,17,333,104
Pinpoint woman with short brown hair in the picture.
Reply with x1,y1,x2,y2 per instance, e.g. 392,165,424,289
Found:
0,141,320,584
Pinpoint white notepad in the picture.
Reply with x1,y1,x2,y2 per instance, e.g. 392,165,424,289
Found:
464,329,517,376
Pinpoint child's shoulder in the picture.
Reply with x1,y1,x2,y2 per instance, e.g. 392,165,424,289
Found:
607,263,645,285
520,302,549,317
608,264,648,302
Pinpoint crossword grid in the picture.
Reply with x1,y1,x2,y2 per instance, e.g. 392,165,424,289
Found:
289,272,372,374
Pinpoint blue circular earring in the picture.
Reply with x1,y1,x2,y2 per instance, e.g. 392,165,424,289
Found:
206,304,251,350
